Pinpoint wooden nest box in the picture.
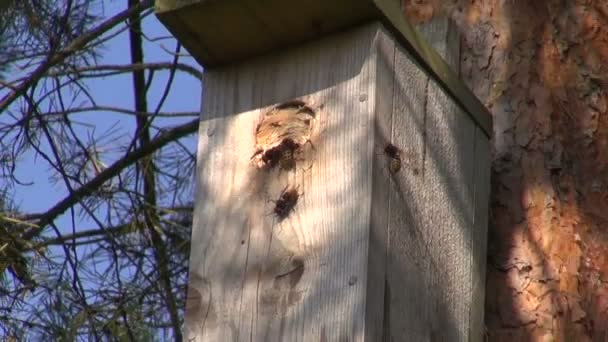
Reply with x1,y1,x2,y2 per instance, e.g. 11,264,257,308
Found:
156,0,493,341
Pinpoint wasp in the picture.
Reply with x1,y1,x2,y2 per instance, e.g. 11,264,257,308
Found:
272,185,301,220
251,99,317,170
383,143,402,173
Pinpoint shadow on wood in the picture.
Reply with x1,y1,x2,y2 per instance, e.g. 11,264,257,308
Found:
185,19,490,342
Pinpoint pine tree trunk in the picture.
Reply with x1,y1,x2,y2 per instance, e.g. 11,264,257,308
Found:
404,0,608,340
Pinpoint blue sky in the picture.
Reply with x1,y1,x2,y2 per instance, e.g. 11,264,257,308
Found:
12,0,201,223
3,1,201,336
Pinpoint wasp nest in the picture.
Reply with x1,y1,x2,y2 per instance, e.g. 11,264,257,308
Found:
251,100,316,170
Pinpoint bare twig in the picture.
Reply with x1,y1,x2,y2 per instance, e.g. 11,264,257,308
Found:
23,118,199,240
0,0,154,115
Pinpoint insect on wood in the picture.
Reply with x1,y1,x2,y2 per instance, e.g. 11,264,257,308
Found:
251,100,316,170
383,143,402,173
272,185,301,220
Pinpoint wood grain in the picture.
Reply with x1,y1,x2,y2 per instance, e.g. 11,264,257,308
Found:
186,23,383,341
419,18,477,342
185,19,491,342
384,16,434,342
367,25,394,342
470,127,491,342
381,17,490,342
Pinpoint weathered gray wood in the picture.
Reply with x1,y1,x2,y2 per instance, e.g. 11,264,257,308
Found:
185,19,491,342
155,0,378,67
186,23,386,341
154,0,493,138
384,18,434,342
471,128,491,342
419,18,476,342
372,0,492,137
367,26,394,342
381,17,491,342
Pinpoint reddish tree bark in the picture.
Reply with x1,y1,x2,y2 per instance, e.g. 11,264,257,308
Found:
404,0,608,340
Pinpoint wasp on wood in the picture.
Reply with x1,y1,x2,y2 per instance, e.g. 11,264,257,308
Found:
252,100,317,170
271,185,301,220
383,143,402,174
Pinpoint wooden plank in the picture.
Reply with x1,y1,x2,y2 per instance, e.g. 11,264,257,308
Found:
382,17,490,342
184,17,490,342
417,17,477,342
372,0,492,137
470,128,491,342
184,23,386,341
383,21,435,342
155,0,378,67
156,0,492,138
367,27,394,342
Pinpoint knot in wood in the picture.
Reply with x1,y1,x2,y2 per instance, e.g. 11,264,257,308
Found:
252,100,315,169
